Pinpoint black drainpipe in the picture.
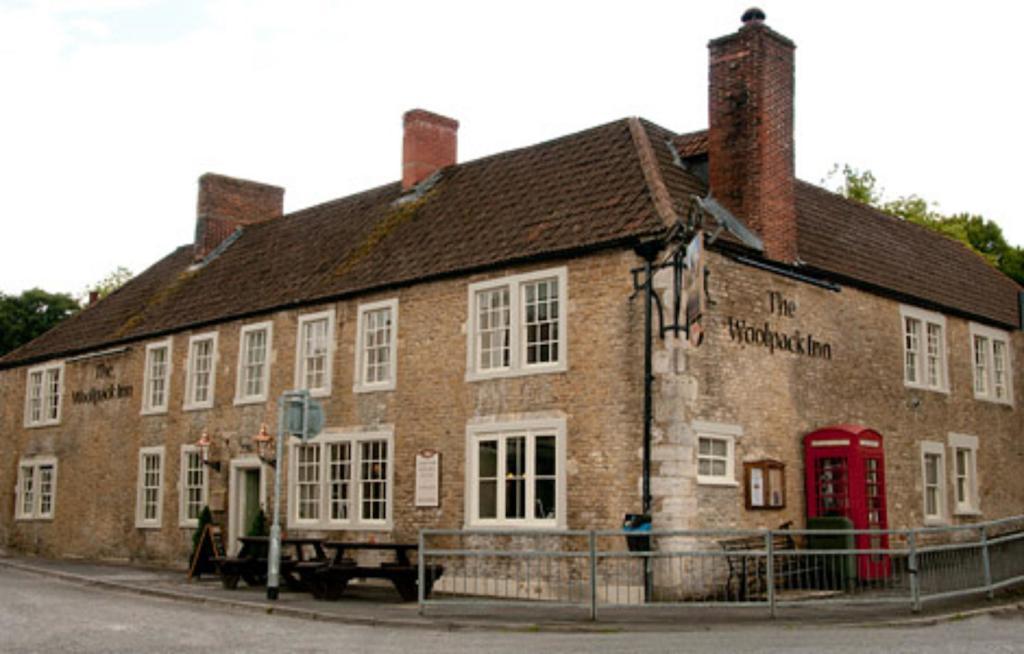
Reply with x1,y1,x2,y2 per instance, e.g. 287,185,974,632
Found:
635,240,661,603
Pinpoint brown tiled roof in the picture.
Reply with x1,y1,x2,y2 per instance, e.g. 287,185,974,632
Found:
1,119,671,368
795,181,1021,328
3,117,1019,368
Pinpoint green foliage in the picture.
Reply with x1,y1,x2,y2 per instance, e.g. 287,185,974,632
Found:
246,509,269,537
827,164,1024,286
84,266,133,302
191,505,214,558
0,288,80,356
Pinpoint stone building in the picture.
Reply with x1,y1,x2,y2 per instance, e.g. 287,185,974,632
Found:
1,11,1020,566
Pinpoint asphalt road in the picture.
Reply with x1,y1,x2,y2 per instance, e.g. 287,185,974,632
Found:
1,566,1023,653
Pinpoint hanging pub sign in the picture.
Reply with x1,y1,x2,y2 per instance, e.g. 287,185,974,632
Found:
683,231,706,347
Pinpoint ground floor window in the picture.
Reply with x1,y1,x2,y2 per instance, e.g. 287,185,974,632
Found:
179,445,208,527
288,430,393,529
693,421,743,486
920,441,946,524
948,433,980,515
16,457,57,520
136,446,165,528
466,417,566,528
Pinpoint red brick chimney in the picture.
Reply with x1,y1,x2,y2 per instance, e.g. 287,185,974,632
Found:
194,173,284,261
402,109,459,191
708,8,797,263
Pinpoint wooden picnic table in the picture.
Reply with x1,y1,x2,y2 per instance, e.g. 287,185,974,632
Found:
214,536,328,590
297,541,444,602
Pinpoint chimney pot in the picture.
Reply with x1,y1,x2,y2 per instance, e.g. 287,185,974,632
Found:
741,7,766,24
402,109,459,191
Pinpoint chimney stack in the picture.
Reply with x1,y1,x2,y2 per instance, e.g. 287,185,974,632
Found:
402,109,459,191
194,173,284,261
708,8,797,263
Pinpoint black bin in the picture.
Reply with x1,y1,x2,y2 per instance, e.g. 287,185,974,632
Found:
623,513,652,552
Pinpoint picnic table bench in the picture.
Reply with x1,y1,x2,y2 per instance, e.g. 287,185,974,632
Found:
296,541,444,602
717,522,814,600
213,536,327,590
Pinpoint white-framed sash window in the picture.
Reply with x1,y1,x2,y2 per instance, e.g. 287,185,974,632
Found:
179,445,208,527
694,420,743,486
287,429,393,530
969,323,1013,405
136,446,165,528
920,441,946,525
142,339,173,414
294,309,335,398
236,321,273,404
184,332,218,410
354,299,398,392
466,267,568,381
948,433,980,515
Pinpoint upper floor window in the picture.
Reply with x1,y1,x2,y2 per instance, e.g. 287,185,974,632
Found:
24,361,63,427
466,267,568,381
184,332,218,410
142,339,172,414
287,429,393,530
294,309,335,397
900,306,948,393
466,417,566,529
354,299,398,392
969,323,1013,405
236,321,273,404
15,457,57,520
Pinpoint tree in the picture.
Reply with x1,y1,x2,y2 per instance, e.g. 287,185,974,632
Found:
84,266,133,302
0,289,80,357
825,165,1024,286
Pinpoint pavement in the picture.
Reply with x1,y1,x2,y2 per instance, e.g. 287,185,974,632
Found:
1,554,1022,633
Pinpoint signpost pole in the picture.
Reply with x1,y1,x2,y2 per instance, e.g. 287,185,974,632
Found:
266,397,286,600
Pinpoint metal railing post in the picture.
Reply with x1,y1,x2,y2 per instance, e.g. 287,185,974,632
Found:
980,525,994,600
908,530,921,613
589,530,598,621
418,529,426,615
765,530,776,619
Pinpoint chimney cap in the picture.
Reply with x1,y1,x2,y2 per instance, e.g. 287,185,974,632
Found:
741,7,766,24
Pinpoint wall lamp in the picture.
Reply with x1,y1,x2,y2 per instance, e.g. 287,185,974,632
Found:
195,431,222,472
253,423,276,468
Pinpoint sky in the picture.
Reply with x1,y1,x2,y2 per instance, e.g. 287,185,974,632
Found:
1,0,1022,297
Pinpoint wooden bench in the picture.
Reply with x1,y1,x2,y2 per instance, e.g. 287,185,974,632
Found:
718,523,806,600
214,536,326,590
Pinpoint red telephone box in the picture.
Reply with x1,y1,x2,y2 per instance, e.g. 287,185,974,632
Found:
804,425,891,580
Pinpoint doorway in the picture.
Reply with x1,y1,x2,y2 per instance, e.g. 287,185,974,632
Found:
228,457,267,555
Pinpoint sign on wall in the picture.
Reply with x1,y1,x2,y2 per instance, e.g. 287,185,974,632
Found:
725,291,833,360
415,450,440,507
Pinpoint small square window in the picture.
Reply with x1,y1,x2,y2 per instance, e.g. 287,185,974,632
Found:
693,422,743,487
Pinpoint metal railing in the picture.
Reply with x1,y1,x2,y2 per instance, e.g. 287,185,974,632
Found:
417,515,1024,619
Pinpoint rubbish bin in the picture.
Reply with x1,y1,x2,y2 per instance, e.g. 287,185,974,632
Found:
806,515,856,589
623,513,652,552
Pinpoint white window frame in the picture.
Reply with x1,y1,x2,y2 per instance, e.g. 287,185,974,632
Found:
141,339,173,415
183,331,218,411
900,306,949,393
286,428,394,531
293,309,336,398
136,446,165,529
235,321,273,405
693,420,743,486
948,433,980,516
969,323,1013,405
920,441,947,525
179,445,209,527
353,298,399,393
465,267,569,381
465,416,567,529
15,457,58,520
24,361,64,427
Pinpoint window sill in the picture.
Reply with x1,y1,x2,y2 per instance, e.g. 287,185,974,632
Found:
923,517,948,527
307,387,332,399
353,381,396,394
179,521,199,529
972,394,1014,407
15,516,54,522
903,382,949,395
140,408,169,417
234,396,268,407
466,362,568,383
697,478,740,488
183,403,214,412
136,523,163,530
23,421,61,429
954,508,983,517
